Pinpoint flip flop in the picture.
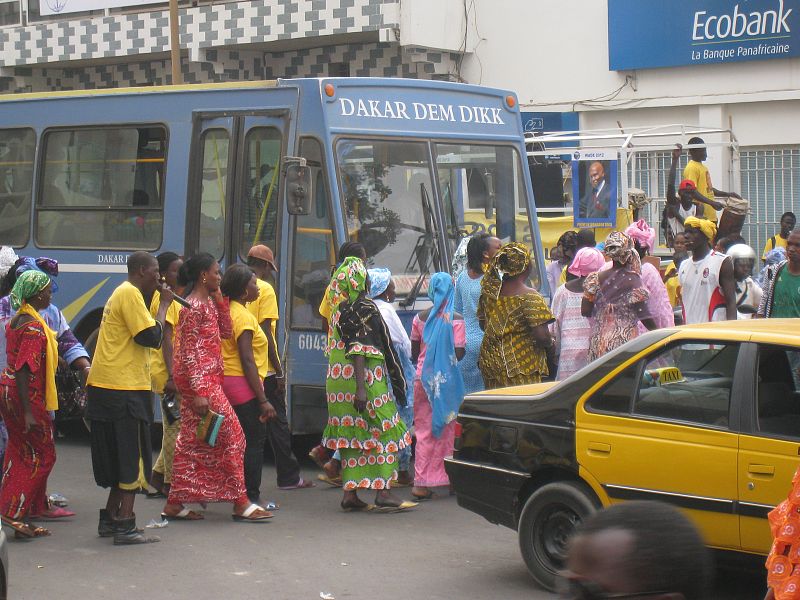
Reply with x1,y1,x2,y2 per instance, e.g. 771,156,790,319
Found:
373,500,418,514
340,501,375,513
161,508,204,521
2,517,35,538
411,490,436,501
146,490,167,499
232,504,273,522
317,473,343,487
33,506,76,520
278,477,315,490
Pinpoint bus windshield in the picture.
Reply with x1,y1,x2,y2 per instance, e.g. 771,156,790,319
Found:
336,138,440,296
434,142,540,287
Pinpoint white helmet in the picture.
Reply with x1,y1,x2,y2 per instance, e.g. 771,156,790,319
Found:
727,244,756,262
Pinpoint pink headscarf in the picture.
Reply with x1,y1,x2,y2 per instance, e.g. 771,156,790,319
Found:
568,247,606,277
625,219,656,252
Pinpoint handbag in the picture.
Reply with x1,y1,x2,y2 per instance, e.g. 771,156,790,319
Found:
195,409,224,447
160,392,181,425
55,366,87,421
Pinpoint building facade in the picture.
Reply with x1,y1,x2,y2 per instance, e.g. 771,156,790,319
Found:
0,0,796,255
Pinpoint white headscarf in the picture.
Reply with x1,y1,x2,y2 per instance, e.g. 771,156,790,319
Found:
0,246,19,279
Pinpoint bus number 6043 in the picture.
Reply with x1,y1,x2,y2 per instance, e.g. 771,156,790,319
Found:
298,333,327,351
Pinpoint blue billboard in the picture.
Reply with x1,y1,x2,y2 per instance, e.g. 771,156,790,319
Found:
609,0,800,70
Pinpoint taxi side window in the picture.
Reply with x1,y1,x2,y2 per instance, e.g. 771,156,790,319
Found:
585,360,641,415
757,345,800,439
633,342,739,428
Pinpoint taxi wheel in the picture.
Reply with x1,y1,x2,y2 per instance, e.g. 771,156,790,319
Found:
518,481,598,592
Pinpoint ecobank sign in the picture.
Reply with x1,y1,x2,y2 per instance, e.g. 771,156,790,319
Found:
608,0,800,70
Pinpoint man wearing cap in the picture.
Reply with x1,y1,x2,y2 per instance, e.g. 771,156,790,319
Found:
246,245,313,491
678,217,737,324
682,137,741,223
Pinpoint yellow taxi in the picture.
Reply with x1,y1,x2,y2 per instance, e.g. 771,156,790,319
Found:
445,319,800,591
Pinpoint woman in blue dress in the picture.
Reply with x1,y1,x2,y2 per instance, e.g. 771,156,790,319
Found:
453,234,501,395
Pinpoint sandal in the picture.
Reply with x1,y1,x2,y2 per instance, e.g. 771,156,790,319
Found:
161,507,204,521
2,517,35,538
146,489,167,499
317,473,343,487
373,500,418,514
34,506,76,520
232,504,273,522
308,446,329,469
278,477,315,490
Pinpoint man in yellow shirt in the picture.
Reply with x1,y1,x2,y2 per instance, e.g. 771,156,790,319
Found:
246,245,313,490
762,212,796,260
86,251,173,545
682,136,741,223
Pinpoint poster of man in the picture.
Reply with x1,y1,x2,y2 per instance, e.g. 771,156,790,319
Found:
572,151,617,228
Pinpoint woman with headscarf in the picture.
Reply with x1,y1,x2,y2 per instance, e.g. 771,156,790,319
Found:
551,247,606,380
409,273,466,501
478,243,554,389
759,247,787,289
582,232,657,361
454,234,501,395
321,257,415,512
0,270,58,538
624,219,674,331
367,267,415,486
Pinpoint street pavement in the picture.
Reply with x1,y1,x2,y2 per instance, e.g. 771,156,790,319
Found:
10,437,767,600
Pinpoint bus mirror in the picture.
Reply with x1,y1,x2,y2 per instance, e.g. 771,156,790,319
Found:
285,160,312,215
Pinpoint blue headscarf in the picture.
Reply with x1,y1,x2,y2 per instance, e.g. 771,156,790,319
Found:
367,268,392,299
421,272,464,438
15,256,59,293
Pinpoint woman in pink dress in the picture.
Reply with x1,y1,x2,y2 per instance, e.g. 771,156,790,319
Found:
625,219,675,330
410,273,466,501
550,247,606,380
163,253,272,523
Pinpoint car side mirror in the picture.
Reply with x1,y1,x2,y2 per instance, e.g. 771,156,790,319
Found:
285,159,312,215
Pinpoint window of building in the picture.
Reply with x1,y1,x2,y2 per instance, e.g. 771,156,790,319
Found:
0,128,35,247
757,344,800,440
291,138,335,330
36,126,166,249
0,0,21,27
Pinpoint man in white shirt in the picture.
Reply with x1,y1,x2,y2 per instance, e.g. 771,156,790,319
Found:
678,217,737,324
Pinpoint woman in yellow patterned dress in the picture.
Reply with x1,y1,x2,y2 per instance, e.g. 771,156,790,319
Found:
478,243,555,389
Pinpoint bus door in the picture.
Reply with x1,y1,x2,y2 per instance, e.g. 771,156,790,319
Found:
187,112,287,266
285,137,337,434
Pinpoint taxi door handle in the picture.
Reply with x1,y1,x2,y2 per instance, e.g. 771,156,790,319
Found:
748,464,775,477
587,442,611,456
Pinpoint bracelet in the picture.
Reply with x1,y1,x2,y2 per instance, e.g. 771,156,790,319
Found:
82,366,91,372
258,400,269,405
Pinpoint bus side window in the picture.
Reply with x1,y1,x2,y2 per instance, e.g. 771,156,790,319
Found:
239,127,282,260
290,138,334,331
0,128,35,247
36,126,166,250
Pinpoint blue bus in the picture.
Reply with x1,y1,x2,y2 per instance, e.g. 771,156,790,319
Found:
0,77,546,434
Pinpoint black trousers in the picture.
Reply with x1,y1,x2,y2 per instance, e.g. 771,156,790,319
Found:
232,398,267,503
263,375,301,487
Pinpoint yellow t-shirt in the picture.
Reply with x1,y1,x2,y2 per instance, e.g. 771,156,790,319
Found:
559,265,568,286
223,301,269,379
762,234,788,261
246,278,279,372
148,291,182,394
663,262,681,308
87,281,157,391
318,282,335,322
683,160,717,222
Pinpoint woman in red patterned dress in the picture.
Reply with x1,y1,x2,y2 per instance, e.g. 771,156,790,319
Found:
162,254,272,522
0,270,57,538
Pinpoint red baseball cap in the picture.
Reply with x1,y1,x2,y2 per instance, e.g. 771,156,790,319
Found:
247,244,278,272
679,179,696,192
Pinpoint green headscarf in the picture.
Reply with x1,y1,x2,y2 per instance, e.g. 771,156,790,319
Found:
327,256,367,309
10,269,50,311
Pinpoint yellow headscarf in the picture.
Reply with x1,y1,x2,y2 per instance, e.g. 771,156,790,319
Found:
10,270,58,411
481,242,532,300
683,216,717,242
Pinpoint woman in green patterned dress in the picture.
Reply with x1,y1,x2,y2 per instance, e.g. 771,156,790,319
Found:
322,257,416,512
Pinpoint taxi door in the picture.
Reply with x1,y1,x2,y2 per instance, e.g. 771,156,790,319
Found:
737,342,800,554
577,339,744,550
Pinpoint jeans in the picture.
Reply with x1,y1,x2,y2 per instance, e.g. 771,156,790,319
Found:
232,398,267,503
264,376,302,487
